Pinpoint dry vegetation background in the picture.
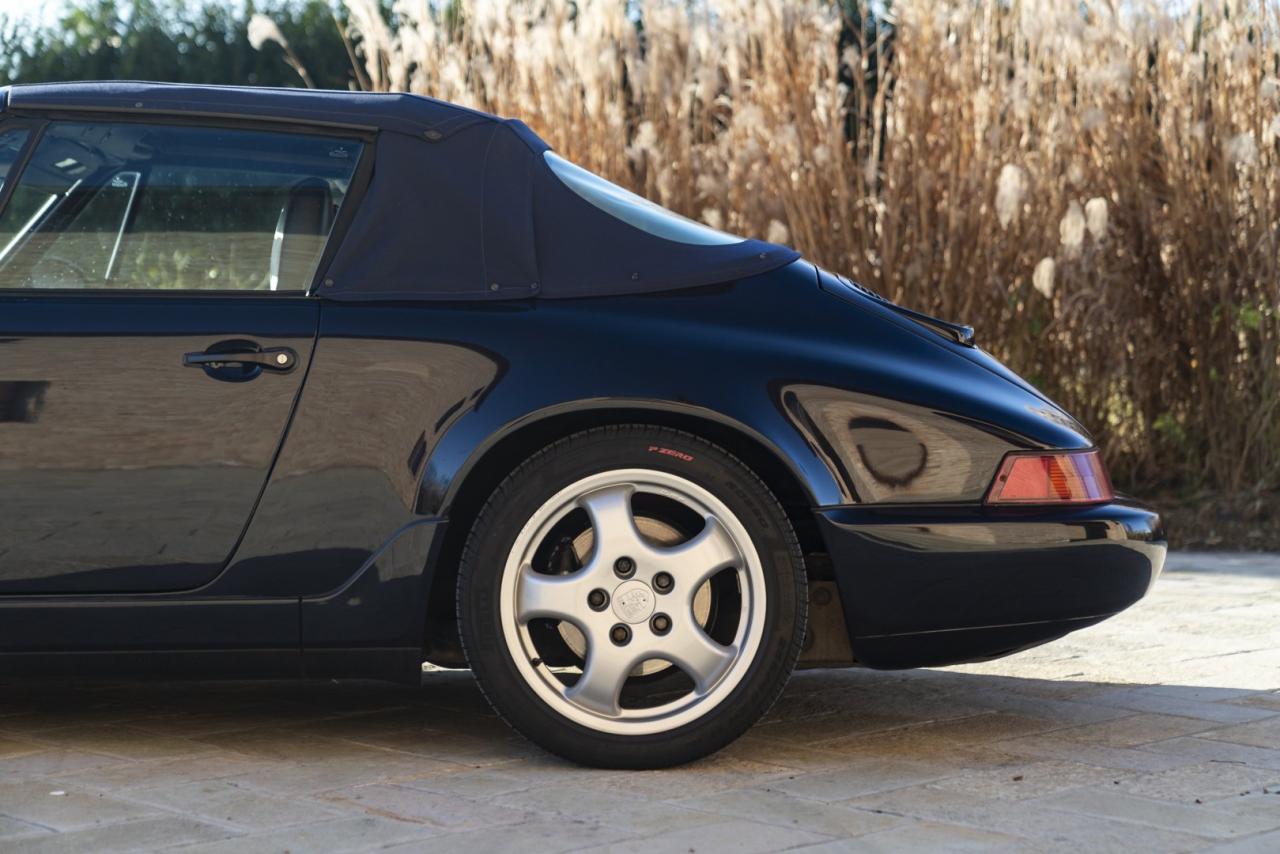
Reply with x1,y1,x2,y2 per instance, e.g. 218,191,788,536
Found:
305,0,1279,525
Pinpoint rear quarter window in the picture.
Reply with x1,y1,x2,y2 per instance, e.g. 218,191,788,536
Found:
544,151,744,247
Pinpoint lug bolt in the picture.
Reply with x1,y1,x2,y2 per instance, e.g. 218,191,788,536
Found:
587,589,608,611
610,624,632,646
614,556,635,578
650,613,672,635
652,572,674,593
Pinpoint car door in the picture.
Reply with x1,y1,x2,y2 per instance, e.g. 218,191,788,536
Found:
0,117,367,594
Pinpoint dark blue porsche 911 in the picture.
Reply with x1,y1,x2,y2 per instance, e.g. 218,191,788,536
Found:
0,82,1165,767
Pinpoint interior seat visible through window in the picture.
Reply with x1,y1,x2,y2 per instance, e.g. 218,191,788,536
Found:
0,121,363,292
270,178,333,292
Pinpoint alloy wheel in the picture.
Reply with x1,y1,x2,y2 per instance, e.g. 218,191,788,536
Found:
498,468,766,735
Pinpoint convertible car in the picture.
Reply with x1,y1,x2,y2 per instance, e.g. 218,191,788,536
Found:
0,82,1165,768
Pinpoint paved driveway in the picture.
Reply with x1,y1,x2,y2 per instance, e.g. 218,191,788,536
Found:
0,553,1277,853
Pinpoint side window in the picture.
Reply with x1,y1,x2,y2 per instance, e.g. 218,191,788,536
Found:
0,121,363,291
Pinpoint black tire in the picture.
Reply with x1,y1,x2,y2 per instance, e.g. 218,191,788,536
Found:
457,425,807,768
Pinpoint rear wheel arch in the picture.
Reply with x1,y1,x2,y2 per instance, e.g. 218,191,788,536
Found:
422,406,827,661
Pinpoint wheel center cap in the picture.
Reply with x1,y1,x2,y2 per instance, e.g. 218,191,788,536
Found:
611,579,655,624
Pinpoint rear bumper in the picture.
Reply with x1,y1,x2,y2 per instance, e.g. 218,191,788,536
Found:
817,499,1166,668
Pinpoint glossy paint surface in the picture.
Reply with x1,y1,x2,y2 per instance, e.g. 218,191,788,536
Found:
414,262,1094,516
0,228,1163,675
818,499,1165,668
0,296,316,594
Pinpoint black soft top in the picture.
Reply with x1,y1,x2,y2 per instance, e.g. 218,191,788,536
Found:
1,81,798,301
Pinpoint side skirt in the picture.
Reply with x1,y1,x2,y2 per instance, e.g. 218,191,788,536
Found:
0,648,303,680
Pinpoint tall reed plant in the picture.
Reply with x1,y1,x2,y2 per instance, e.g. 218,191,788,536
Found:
324,0,1279,494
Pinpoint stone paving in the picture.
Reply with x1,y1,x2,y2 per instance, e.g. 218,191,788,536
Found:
0,552,1277,853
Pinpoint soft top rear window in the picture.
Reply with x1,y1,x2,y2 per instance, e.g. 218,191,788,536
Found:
544,151,743,247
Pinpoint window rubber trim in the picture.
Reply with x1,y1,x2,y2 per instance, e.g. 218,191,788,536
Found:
0,117,49,221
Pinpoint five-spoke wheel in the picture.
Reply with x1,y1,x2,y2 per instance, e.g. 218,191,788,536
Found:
459,427,806,768
503,470,764,731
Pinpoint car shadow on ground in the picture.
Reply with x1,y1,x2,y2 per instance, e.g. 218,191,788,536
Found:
0,665,1271,776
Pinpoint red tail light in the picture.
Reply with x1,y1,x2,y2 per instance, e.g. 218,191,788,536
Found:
985,450,1113,505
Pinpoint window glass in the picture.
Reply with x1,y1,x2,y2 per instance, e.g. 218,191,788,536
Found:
0,122,362,291
544,151,743,246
